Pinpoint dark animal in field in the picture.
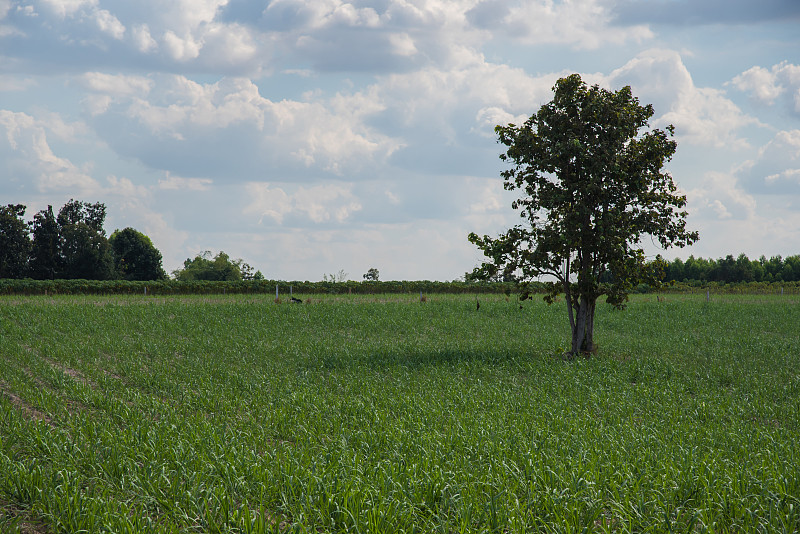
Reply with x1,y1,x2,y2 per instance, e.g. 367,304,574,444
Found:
291,297,302,303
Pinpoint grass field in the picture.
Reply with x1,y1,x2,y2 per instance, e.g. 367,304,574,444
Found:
0,293,798,533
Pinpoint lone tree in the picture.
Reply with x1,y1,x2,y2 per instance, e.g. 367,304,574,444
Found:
363,267,380,281
469,74,698,356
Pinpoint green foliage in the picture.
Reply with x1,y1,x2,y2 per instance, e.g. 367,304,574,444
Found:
59,221,115,281
172,251,246,281
1,277,798,298
0,294,798,532
109,228,167,281
0,278,527,296
26,200,116,280
470,74,698,354
28,205,61,280
0,204,31,279
2,201,167,284
664,253,800,283
363,267,380,281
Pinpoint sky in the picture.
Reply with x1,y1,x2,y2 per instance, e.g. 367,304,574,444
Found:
1,0,799,281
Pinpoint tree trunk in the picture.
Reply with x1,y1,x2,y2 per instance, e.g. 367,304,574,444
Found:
570,295,596,355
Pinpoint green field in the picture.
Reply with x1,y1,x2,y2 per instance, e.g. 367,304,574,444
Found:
0,294,798,533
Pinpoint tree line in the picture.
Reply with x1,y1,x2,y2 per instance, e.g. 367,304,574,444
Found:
0,200,266,282
3,201,798,285
661,253,800,284
0,201,166,281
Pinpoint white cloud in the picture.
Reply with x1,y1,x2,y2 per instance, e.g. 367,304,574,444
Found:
158,174,213,191
146,0,259,68
38,0,126,41
730,62,800,114
606,49,760,148
40,0,96,19
738,129,800,194
78,72,152,115
85,74,401,178
264,0,381,30
687,171,756,221
467,0,653,49
244,182,362,224
131,24,157,53
163,30,202,61
377,52,561,131
0,75,35,91
93,8,124,39
0,110,98,193
79,72,152,95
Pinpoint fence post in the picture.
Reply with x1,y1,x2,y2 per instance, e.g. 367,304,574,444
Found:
276,284,279,300
706,290,710,303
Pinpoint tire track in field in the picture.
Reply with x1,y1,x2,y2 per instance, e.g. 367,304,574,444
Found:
0,380,54,427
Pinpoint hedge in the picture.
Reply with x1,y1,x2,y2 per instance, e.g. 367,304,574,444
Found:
1,279,797,296
0,279,529,296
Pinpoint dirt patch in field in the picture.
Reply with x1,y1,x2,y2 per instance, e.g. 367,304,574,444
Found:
21,368,50,391
0,381,53,427
39,356,98,390
0,499,49,534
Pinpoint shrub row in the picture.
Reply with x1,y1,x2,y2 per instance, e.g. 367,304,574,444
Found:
0,279,529,296
660,280,800,295
1,278,798,296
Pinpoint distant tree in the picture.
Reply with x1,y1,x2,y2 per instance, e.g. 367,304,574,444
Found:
765,255,784,281
682,255,710,282
323,270,348,282
465,268,515,283
57,200,115,280
469,74,697,356
28,205,62,280
0,204,31,278
57,199,106,231
710,254,736,282
734,253,755,282
173,251,243,281
784,256,800,282
109,227,167,281
239,262,264,281
752,258,766,282
665,257,685,282
363,268,380,281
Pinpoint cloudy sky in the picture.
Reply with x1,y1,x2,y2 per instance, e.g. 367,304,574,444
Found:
1,0,799,281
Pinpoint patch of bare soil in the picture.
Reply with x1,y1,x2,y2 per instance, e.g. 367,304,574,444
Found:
0,499,49,534
0,381,53,427
39,356,98,390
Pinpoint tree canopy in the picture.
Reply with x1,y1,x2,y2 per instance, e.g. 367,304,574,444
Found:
1,200,167,281
0,204,31,278
28,205,62,280
173,251,253,281
469,74,698,356
56,200,115,280
110,227,167,281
